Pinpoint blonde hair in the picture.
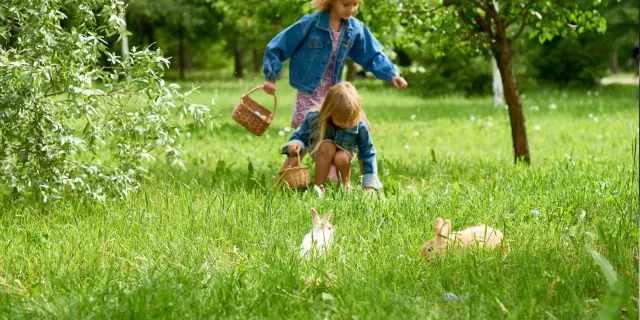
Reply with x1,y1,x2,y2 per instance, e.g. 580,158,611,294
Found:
311,82,367,154
311,0,332,11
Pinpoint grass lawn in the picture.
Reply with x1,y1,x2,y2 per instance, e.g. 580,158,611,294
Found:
0,76,638,319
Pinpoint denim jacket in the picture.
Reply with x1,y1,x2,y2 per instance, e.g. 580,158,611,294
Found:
263,11,398,95
281,111,382,189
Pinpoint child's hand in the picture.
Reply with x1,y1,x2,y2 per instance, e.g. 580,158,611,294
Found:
287,144,301,156
263,81,276,95
392,77,408,90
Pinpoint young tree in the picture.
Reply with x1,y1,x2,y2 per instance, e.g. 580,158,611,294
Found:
390,0,607,164
0,0,211,202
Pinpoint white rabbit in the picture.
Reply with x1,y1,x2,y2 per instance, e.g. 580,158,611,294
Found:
300,208,334,258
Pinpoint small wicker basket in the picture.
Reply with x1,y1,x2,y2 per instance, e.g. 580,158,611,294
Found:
232,85,277,136
276,151,310,189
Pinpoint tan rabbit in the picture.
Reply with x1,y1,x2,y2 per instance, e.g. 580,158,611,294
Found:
421,217,504,261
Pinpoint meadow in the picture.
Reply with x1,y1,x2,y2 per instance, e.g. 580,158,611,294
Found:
0,77,638,319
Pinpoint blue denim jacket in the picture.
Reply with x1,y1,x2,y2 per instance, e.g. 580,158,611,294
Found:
281,111,382,189
263,11,398,95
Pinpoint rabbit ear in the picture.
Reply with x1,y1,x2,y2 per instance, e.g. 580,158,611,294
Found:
321,210,333,223
311,208,321,225
440,219,452,237
434,219,451,248
434,218,444,235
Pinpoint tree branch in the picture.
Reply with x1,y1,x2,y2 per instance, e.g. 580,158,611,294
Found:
511,0,539,40
513,17,532,40
45,91,64,98
397,5,444,15
481,0,502,40
506,0,537,29
501,0,514,18
469,0,490,13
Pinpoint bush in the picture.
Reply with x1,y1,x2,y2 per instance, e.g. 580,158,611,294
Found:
0,1,212,202
527,35,609,87
401,53,493,97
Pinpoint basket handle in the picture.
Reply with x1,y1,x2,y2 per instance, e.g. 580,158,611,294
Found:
273,150,302,188
244,85,277,120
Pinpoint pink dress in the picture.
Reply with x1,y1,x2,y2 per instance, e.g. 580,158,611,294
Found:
291,28,342,128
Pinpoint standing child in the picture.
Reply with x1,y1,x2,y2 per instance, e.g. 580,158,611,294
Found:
262,0,407,180
282,82,380,196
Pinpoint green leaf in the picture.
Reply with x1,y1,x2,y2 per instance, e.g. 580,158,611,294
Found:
599,277,630,320
585,244,617,286
529,30,540,39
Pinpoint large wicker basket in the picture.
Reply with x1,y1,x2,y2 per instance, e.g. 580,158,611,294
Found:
232,85,277,136
276,152,310,189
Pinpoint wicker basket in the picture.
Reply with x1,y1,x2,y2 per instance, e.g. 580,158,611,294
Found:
276,152,310,189
232,85,277,136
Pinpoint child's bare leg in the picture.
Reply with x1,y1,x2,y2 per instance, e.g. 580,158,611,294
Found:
334,150,352,190
315,141,336,187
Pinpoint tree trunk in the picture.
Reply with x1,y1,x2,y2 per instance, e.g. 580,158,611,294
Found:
252,49,261,73
121,12,130,61
611,47,619,74
178,24,185,79
143,21,155,46
234,43,244,78
346,58,356,82
495,43,530,164
492,57,504,106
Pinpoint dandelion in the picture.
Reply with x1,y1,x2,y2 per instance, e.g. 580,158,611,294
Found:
593,117,599,122
587,90,592,96
211,98,215,105
486,121,494,127
410,114,417,120
470,115,476,121
521,94,527,99
580,210,586,219
404,145,409,149
588,113,594,118
598,134,603,139
530,105,540,111
549,103,557,110
595,91,600,96
278,130,285,137
413,131,420,137
283,127,291,133
562,92,568,98
534,125,541,131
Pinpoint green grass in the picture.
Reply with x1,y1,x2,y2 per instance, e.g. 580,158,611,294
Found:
0,77,638,319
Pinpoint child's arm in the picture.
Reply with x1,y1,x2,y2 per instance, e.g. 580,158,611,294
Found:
281,113,314,156
263,14,315,84
355,123,383,190
349,23,404,87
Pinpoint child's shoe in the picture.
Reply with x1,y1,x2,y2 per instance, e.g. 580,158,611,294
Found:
314,185,326,198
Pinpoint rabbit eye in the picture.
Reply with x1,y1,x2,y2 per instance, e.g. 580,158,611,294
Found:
427,247,433,252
